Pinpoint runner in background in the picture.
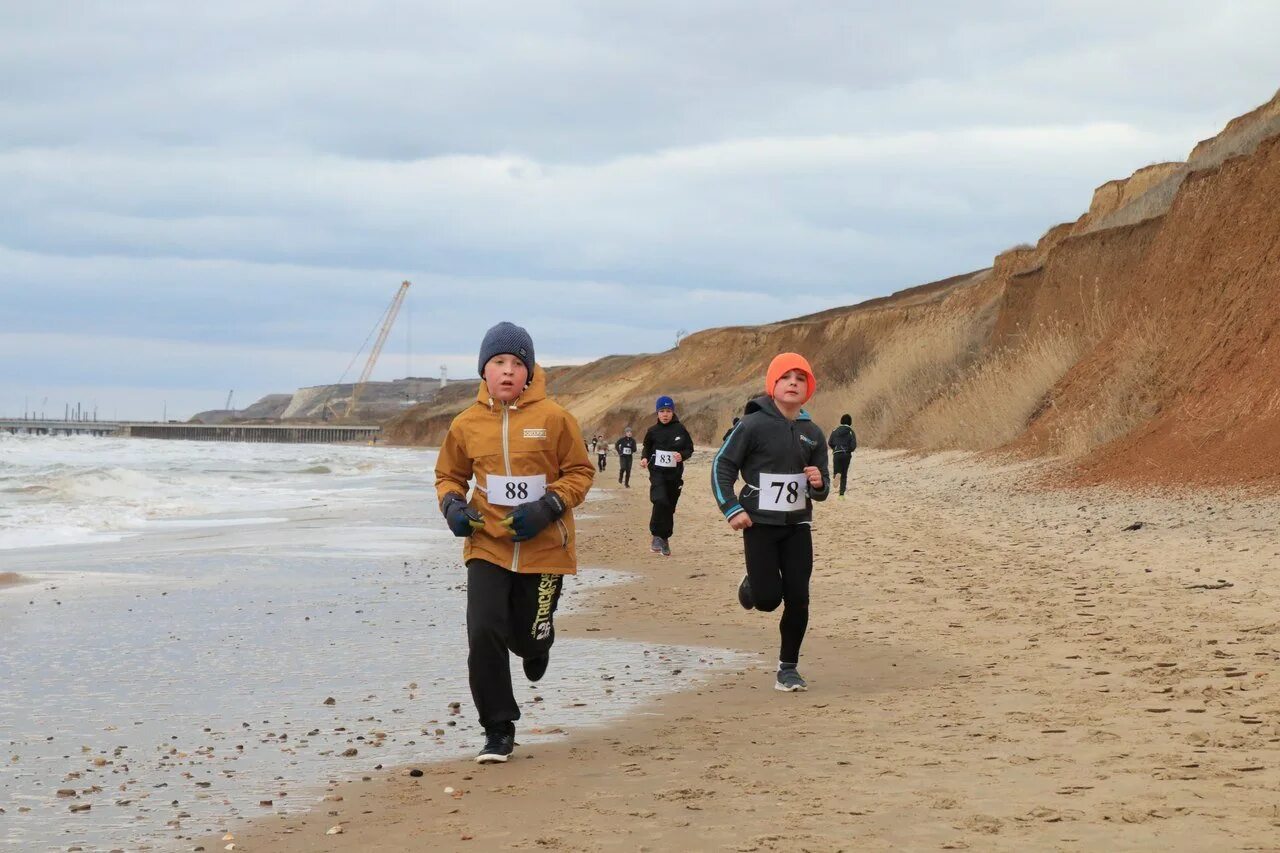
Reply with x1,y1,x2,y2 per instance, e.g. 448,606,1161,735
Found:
615,426,637,488
640,396,693,556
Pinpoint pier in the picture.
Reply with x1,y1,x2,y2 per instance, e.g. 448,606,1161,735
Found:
0,418,381,444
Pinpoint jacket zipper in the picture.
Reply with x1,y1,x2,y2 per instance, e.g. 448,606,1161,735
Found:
501,404,520,572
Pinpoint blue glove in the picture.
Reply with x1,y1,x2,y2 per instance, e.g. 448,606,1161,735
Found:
500,492,566,542
441,494,484,537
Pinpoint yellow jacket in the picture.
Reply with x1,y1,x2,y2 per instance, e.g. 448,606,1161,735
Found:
434,365,594,574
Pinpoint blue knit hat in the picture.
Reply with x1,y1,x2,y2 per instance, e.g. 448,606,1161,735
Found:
655,395,675,412
478,322,535,375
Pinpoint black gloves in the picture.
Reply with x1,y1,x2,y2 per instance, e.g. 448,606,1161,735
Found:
499,492,566,542
441,493,484,537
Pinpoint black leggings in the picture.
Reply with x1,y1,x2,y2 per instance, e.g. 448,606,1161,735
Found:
597,453,607,472
617,455,633,485
832,452,851,495
742,523,812,665
465,560,564,730
648,474,682,538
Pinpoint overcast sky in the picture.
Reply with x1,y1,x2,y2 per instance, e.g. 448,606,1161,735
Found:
2,2,1278,419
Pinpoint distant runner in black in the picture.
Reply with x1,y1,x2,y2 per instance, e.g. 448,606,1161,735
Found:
827,414,857,497
640,395,694,557
615,426,637,488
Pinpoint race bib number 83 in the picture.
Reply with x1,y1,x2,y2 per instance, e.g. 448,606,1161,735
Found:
654,450,679,468
757,472,807,512
487,474,547,508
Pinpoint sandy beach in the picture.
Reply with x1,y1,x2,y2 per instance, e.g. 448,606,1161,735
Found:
0,571,29,588
204,449,1280,852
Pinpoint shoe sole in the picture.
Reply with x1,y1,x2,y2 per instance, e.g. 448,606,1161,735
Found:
475,752,511,764
774,682,808,692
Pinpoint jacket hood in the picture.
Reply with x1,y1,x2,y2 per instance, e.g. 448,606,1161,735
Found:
744,394,812,421
475,363,547,409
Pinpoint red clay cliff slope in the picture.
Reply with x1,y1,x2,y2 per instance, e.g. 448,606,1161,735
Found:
387,89,1280,489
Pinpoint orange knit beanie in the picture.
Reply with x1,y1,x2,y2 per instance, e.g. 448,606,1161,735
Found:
765,352,816,402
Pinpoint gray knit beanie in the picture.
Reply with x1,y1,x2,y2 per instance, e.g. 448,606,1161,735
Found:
477,321,535,375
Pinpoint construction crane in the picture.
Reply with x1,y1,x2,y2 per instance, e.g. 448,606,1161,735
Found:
328,281,412,421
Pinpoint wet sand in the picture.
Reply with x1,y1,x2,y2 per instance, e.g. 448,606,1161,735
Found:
205,449,1280,851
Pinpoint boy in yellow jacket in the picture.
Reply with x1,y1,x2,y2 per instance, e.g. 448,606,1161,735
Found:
435,322,595,763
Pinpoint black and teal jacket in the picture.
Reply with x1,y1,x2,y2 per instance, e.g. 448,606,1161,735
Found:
712,395,830,525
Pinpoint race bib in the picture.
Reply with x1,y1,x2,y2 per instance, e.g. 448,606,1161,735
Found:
654,450,679,468
757,472,807,512
621,447,633,455
486,474,547,507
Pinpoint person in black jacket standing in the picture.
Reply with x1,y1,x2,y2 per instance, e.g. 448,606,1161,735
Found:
713,353,828,692
615,426,637,488
640,395,694,556
827,414,857,497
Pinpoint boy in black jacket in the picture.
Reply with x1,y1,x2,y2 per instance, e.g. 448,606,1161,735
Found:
712,353,829,691
640,395,694,556
615,426,637,487
828,414,857,497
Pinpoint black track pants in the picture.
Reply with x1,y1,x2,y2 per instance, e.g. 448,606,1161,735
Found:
833,452,851,495
465,560,564,731
648,474,683,538
742,523,813,665
617,455,633,485
597,453,607,472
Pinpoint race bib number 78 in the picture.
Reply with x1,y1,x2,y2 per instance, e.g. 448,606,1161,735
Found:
757,472,807,512
487,474,547,508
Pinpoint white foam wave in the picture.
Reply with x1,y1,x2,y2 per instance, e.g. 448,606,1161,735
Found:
0,433,436,551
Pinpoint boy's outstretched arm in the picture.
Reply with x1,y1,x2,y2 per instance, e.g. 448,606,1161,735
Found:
679,423,695,460
712,423,748,520
807,435,831,502
547,411,595,509
435,423,473,507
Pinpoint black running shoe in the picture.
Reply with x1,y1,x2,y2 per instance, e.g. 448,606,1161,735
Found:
650,536,663,553
660,538,671,557
737,575,754,610
775,668,808,692
523,652,549,683
475,727,515,764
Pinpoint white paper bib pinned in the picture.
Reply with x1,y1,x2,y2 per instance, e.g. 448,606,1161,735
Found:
757,472,808,512
621,447,633,455
486,474,547,508
654,450,679,468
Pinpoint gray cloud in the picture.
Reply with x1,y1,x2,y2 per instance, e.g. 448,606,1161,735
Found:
2,1,1279,417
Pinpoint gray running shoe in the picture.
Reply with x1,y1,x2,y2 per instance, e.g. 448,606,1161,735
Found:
650,535,663,553
660,538,671,557
737,575,754,610
775,668,808,692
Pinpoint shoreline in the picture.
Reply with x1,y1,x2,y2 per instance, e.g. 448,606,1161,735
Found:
201,449,1280,851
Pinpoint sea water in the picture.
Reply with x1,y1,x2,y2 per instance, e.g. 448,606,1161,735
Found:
0,434,740,851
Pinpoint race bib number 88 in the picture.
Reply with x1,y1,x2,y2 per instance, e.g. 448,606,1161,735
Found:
654,450,679,468
757,472,807,512
487,474,547,508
